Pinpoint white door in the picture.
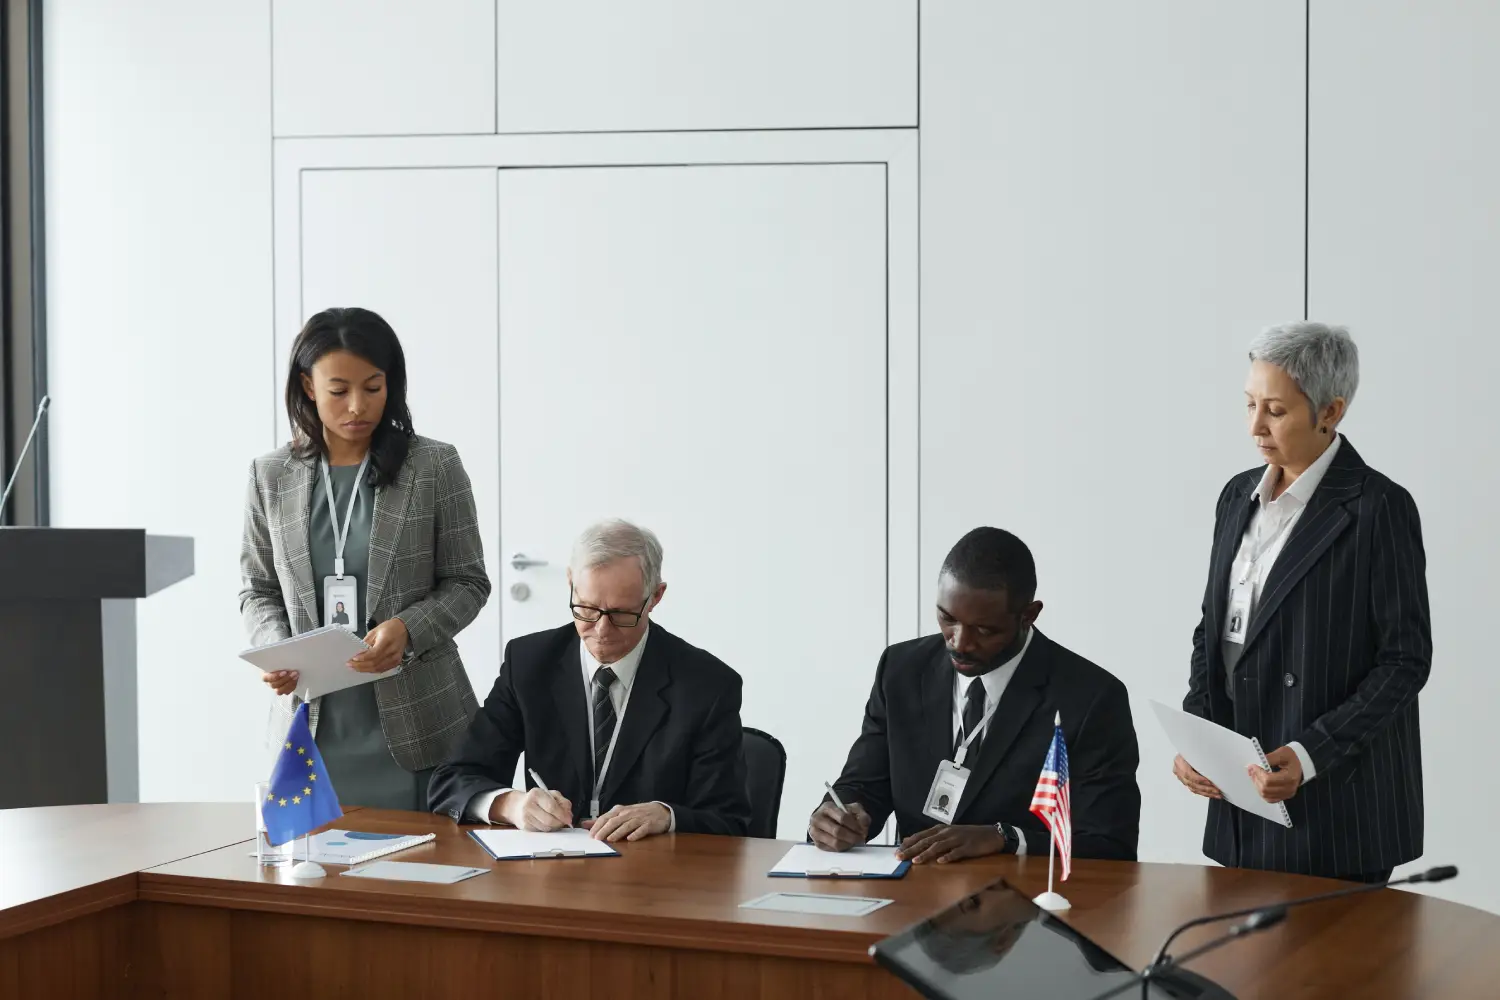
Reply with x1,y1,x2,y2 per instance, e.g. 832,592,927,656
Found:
496,164,888,837
294,168,503,699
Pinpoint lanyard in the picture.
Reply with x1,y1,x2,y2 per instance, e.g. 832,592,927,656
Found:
590,675,632,817
320,453,370,579
1236,503,1297,585
953,629,1033,767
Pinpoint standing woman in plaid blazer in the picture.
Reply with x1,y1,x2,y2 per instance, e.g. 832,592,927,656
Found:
239,307,491,810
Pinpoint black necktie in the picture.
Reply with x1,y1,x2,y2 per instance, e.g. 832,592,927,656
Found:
956,679,987,757
591,667,619,787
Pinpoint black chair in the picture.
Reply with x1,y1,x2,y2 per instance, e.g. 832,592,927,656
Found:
741,726,787,839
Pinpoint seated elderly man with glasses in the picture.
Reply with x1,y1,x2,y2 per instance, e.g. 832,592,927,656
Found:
430,519,751,840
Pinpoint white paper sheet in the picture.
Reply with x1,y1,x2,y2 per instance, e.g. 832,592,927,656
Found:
1150,700,1293,828
471,827,619,859
739,892,894,917
239,626,401,699
768,844,904,876
341,861,489,884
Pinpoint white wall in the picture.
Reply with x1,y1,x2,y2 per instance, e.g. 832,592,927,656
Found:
1307,1,1500,909
42,0,1500,914
44,1,274,801
920,0,1305,869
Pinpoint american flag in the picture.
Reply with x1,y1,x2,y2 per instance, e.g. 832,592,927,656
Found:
1029,717,1072,880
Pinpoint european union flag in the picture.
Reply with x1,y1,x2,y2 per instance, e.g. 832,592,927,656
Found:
262,702,342,846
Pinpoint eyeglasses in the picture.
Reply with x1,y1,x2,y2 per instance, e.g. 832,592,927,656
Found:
569,586,650,628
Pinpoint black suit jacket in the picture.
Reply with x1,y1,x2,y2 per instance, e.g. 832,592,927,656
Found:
830,629,1140,861
1186,438,1431,877
429,623,751,836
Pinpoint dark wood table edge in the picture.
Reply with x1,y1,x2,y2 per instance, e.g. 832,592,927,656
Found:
0,875,138,940
134,871,887,964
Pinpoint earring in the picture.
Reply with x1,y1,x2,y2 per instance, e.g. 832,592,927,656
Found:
1320,426,1329,434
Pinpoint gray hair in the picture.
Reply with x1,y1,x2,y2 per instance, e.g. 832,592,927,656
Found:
570,519,663,599
1248,321,1360,425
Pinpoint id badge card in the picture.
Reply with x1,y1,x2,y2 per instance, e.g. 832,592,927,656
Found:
1224,581,1251,644
323,576,359,632
923,760,970,824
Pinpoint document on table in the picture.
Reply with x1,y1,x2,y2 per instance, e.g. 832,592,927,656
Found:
768,844,909,878
341,861,488,884
1150,700,1293,828
469,827,620,860
239,626,401,699
740,892,894,917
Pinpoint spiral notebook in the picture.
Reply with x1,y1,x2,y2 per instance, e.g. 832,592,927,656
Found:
252,830,437,865
1150,700,1293,828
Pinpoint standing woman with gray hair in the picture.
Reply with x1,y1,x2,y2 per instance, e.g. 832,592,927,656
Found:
1175,322,1432,883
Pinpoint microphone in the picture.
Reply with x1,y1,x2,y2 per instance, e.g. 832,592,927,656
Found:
0,394,50,524
1148,864,1458,972
1084,909,1283,1000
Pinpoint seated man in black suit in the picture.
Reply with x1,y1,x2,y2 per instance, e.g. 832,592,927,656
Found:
810,527,1140,864
429,519,750,839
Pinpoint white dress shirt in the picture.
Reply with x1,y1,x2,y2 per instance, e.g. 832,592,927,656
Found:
1226,434,1343,782
951,628,1034,854
468,626,674,828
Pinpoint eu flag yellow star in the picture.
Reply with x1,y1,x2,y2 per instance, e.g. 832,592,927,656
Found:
303,787,312,795
309,773,318,781
306,758,315,767
278,798,287,807
284,741,292,749
292,795,302,805
297,747,305,755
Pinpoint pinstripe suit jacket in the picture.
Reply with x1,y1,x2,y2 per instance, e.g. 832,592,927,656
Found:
1185,438,1431,877
239,435,491,771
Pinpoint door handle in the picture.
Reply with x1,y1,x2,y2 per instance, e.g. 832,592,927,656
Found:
510,552,548,571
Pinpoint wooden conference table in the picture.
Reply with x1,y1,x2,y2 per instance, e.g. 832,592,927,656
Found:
2,804,1497,999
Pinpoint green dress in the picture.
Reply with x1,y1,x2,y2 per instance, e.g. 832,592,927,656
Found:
309,462,433,810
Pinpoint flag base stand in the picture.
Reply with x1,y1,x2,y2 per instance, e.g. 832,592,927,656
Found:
290,860,327,879
1032,890,1071,911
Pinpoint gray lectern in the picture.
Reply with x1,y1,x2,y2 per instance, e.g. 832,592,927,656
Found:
0,528,194,807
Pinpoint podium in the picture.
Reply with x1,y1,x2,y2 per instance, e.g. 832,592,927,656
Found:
0,528,193,808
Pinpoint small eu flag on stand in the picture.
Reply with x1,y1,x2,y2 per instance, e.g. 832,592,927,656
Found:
262,702,342,848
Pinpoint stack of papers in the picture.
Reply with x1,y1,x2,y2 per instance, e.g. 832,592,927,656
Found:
342,861,488,884
239,626,401,699
768,844,909,879
1150,700,1293,828
469,828,620,860
740,892,894,917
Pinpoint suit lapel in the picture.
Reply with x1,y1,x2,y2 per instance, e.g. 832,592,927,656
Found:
365,457,412,621
273,459,319,630
548,638,594,796
1209,478,1258,645
1241,442,1366,653
600,633,670,805
920,649,956,776
955,632,1048,820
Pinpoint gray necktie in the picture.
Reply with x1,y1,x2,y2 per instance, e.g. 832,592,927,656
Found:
592,666,619,787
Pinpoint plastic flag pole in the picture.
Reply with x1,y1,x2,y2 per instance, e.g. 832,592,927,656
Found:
291,831,326,879
1032,711,1071,911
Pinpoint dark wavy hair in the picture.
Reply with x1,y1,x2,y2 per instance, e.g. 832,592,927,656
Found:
285,307,414,488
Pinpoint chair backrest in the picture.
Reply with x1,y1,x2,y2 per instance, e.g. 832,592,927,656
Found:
741,726,787,839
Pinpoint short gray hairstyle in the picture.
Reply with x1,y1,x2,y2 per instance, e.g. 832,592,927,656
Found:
1248,321,1360,425
570,519,663,600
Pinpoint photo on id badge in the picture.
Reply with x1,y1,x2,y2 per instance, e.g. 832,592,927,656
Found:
324,578,358,632
923,764,968,824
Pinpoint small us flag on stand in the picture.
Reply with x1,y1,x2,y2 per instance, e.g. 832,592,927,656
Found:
1029,712,1072,910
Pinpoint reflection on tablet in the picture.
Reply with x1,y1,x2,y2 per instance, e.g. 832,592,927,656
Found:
871,879,1225,1000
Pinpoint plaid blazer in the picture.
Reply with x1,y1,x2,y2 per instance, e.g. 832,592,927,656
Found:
239,435,491,771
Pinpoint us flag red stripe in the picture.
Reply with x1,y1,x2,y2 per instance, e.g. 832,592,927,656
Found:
1029,720,1072,880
